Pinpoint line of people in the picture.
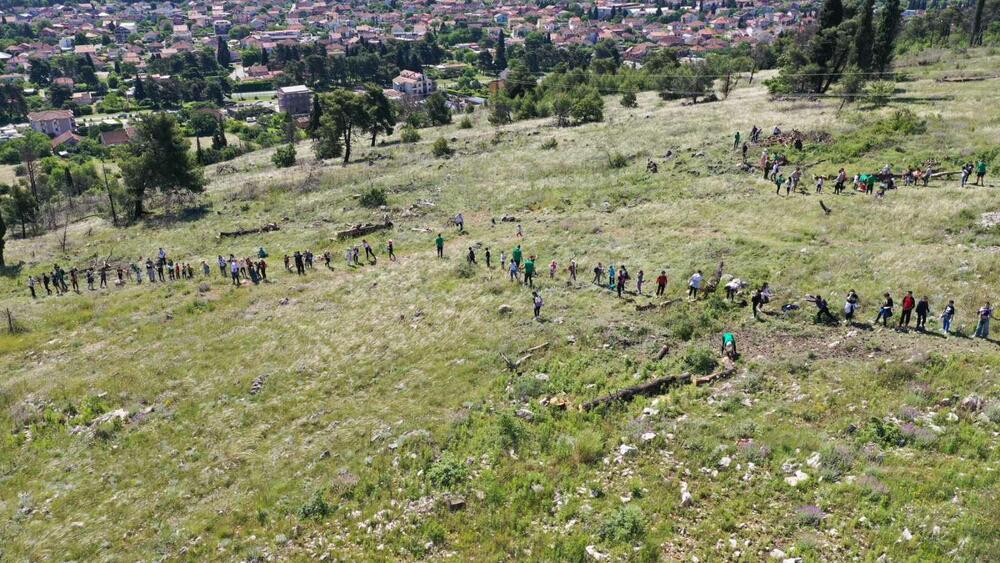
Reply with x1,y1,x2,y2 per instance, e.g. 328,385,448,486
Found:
24,222,996,342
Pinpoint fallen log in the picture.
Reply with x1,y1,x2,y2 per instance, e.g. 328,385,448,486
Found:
336,219,393,240
501,342,550,371
581,358,735,411
220,223,280,238
936,75,998,83
635,298,678,312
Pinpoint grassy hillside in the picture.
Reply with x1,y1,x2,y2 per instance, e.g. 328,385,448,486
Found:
1,48,999,561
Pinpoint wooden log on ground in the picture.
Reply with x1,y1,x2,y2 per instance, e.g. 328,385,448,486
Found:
581,358,735,411
501,342,550,371
336,219,393,240
220,223,280,238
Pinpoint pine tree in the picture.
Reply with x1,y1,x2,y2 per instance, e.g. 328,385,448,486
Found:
494,29,508,70
969,0,986,46
216,36,231,68
0,201,7,267
119,113,204,218
308,95,323,134
872,0,902,73
818,0,844,29
852,0,875,71
196,136,205,164
133,74,146,100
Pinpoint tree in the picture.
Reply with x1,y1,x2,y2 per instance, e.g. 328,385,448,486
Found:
19,142,40,203
314,89,367,164
0,196,6,266
570,87,604,124
425,92,451,126
6,185,37,238
853,0,876,71
551,93,572,127
119,113,204,219
363,87,396,146
308,94,323,134
133,74,146,101
494,29,508,71
873,0,902,73
487,92,513,126
620,89,638,108
188,111,219,137
818,0,844,30
660,62,713,103
970,0,987,46
216,36,231,68
272,143,296,167
212,119,228,149
48,84,73,108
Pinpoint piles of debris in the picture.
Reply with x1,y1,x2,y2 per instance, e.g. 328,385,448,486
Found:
759,130,833,148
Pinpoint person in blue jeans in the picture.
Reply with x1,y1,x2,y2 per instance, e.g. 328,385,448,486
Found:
940,300,955,334
975,302,993,338
874,293,894,326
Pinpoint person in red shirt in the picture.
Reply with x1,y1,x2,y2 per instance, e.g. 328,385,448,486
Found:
655,271,668,296
899,291,916,328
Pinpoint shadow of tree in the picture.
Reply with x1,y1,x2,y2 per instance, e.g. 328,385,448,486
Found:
0,262,25,279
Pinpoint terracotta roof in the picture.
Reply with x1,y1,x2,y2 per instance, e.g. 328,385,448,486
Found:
51,130,83,148
28,109,74,121
100,127,134,146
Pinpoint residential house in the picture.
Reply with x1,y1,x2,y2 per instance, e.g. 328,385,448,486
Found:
28,109,76,136
51,130,84,150
392,70,436,98
100,127,135,146
277,84,313,115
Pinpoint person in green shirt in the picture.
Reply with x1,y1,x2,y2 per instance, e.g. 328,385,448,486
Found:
435,233,444,258
733,131,740,150
512,245,523,268
721,332,738,360
523,257,535,288
976,160,987,186
774,174,785,196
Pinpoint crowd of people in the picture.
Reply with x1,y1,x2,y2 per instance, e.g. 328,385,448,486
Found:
21,127,994,341
734,126,989,199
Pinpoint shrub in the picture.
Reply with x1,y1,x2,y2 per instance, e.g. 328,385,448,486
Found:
737,439,771,463
683,346,718,375
359,187,387,208
540,138,558,150
459,116,473,129
513,376,547,401
400,126,420,143
608,152,629,169
820,443,855,481
864,80,895,108
298,490,332,519
598,505,646,543
496,413,529,451
432,137,453,158
795,505,826,527
621,90,638,108
573,431,604,464
857,417,905,448
427,455,469,488
272,143,296,168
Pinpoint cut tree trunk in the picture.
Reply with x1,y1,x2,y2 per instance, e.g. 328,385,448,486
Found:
336,219,393,240
219,223,280,238
581,358,735,411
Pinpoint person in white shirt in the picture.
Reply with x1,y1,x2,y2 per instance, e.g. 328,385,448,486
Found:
688,270,703,299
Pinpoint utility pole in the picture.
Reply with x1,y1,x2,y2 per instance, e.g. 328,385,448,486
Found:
101,160,119,226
